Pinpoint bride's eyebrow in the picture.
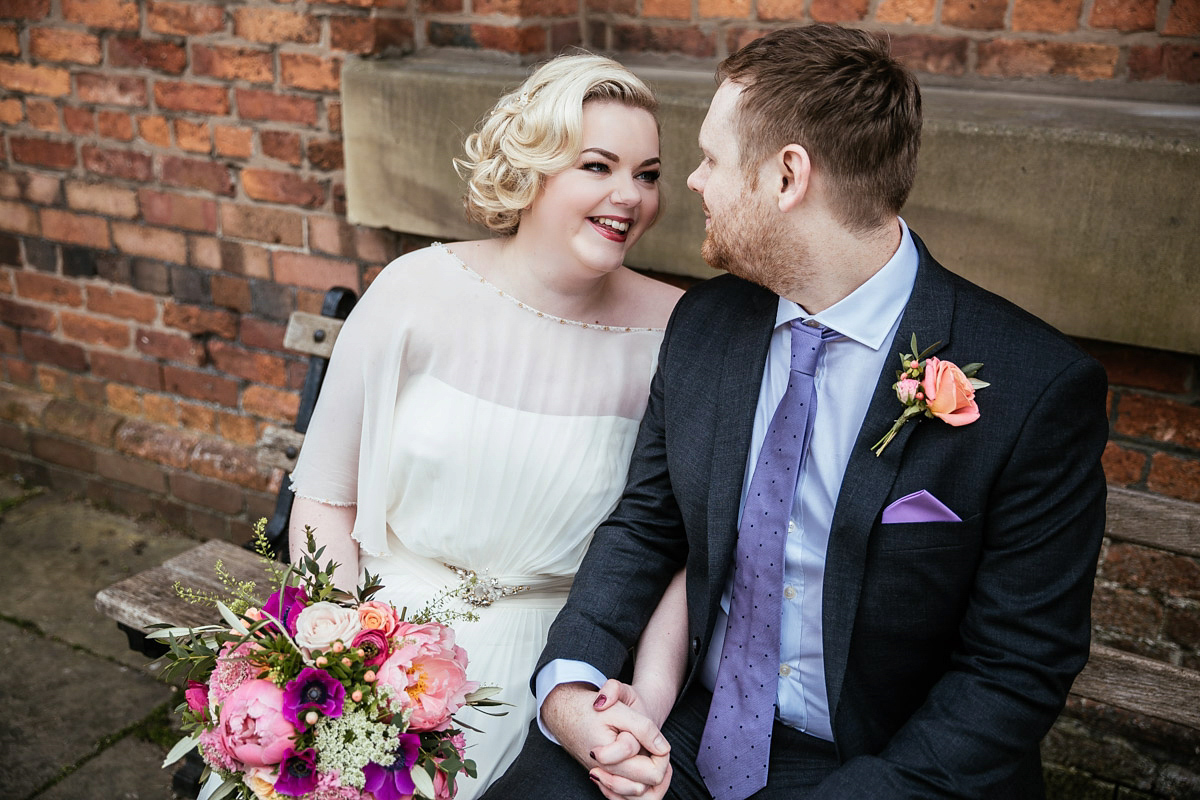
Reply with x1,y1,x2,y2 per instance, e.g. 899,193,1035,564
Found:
581,147,661,168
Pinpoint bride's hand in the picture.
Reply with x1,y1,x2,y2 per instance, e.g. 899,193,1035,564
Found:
589,679,673,799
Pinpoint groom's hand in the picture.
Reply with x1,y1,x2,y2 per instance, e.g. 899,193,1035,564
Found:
542,682,671,796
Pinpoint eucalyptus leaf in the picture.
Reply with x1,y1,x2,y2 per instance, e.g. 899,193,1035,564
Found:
411,764,437,798
216,601,248,635
162,734,200,767
969,378,991,390
464,686,504,702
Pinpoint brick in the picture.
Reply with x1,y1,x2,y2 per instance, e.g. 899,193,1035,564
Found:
60,246,98,279
0,420,29,452
0,383,52,425
1164,599,1200,650
330,16,414,55
163,301,237,338
135,327,205,365
756,0,803,20
191,438,271,490
25,99,60,132
641,0,690,19
241,169,327,208
23,238,58,271
35,364,72,396
273,251,358,290
611,24,716,57
1102,541,1200,599
1088,0,1156,31
696,0,751,16
1165,0,1200,36
208,339,286,385
141,393,177,426
111,222,188,265
5,359,36,385
61,106,93,135
192,237,273,278
77,73,147,108
218,202,306,246
235,89,319,125
62,0,138,29
307,139,344,172
192,43,273,84
0,297,56,331
876,0,935,24
94,450,167,492
61,311,131,348
1012,0,1083,32
86,286,158,323
891,35,969,75
0,25,16,55
473,24,548,54
550,19,582,50
116,418,198,467
42,398,122,445
163,365,239,406
81,145,152,183
977,40,1119,80
0,98,22,125
214,125,253,158
11,136,76,170
96,110,135,141
91,351,162,389
72,374,108,405
138,189,217,235
30,27,103,64
14,271,82,306
173,117,210,152
137,114,171,148
38,209,110,249
0,200,40,236
0,236,19,267
169,265,210,304
109,39,186,77
211,274,252,312
261,130,302,165
942,0,1007,29
810,0,868,22
1,0,50,19
1103,442,1147,486
1115,394,1200,450
218,411,258,446
280,53,341,92
250,281,294,321
233,8,320,44
23,174,61,205
242,384,299,422
147,0,224,35
92,252,132,285
131,258,170,294
20,331,87,371
170,470,244,513
1163,45,1200,82
0,63,71,97
1079,339,1194,393
31,432,95,471
161,156,234,196
154,80,230,115
1091,584,1164,639
239,318,285,352
1148,452,1200,504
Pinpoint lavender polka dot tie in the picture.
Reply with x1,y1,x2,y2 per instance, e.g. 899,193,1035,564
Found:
696,319,839,800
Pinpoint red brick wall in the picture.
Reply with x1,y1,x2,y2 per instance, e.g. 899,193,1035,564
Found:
0,0,1197,545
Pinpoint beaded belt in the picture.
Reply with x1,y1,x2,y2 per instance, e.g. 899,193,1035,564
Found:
443,563,531,608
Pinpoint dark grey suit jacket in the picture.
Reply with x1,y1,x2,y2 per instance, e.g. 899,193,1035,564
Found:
538,233,1109,799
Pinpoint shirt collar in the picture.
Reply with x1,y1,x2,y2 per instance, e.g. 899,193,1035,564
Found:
775,217,919,351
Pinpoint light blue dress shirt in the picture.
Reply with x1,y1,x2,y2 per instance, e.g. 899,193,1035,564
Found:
538,220,919,742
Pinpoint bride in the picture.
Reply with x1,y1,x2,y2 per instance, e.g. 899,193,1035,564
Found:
288,54,685,799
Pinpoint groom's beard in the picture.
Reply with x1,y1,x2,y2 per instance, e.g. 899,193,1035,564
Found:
702,190,812,300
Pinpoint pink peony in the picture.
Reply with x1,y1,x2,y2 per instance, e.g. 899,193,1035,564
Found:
383,622,477,731
218,679,297,768
358,601,399,637
294,602,362,654
921,357,979,427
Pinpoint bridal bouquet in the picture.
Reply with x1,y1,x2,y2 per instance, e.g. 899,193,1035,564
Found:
152,524,502,800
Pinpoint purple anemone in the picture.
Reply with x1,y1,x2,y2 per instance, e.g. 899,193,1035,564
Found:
263,585,307,636
282,666,345,729
274,747,319,796
362,733,421,800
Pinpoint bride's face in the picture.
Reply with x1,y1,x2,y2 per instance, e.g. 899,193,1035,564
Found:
518,100,661,277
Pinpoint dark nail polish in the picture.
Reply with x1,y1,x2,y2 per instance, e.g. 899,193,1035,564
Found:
589,751,596,760
593,694,607,709
589,774,600,783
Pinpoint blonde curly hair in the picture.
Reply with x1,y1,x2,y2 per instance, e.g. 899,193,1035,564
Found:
456,54,658,236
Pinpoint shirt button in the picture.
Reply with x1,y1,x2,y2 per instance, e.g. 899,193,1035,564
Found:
788,521,797,533
783,586,797,600
779,664,792,677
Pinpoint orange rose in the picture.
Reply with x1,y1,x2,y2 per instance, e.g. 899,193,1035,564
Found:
921,357,979,427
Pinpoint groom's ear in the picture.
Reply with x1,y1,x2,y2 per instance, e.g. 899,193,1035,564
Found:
776,144,810,212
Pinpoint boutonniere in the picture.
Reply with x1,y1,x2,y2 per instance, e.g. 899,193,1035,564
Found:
871,334,989,457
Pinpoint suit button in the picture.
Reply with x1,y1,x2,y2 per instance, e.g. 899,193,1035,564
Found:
692,636,701,654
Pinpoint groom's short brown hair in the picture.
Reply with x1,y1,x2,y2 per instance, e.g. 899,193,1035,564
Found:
718,24,922,234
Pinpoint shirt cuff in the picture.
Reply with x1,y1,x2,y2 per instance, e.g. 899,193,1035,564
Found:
534,659,608,744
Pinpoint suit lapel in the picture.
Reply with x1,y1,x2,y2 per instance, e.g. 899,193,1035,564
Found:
822,236,957,722
704,284,777,626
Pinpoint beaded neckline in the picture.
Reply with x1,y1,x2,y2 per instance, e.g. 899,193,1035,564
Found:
434,242,665,334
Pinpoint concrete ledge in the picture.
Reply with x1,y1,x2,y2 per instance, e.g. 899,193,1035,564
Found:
342,53,1200,354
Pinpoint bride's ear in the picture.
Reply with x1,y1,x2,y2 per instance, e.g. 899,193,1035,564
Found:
776,145,810,213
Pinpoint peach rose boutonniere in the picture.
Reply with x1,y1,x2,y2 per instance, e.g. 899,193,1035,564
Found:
871,334,989,457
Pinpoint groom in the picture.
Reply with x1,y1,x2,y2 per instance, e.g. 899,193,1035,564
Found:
486,24,1108,799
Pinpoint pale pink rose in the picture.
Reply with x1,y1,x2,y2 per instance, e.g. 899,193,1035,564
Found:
294,601,362,653
218,679,296,768
894,377,920,405
357,601,398,637
921,357,980,427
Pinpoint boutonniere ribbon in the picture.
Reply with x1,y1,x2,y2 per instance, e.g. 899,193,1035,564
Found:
871,334,989,457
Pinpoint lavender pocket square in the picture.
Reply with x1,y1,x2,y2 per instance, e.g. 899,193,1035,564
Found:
881,490,962,524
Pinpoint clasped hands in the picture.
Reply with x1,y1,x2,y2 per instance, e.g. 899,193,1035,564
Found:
542,679,674,799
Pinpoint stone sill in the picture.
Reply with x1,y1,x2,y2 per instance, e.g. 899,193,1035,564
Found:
342,53,1200,355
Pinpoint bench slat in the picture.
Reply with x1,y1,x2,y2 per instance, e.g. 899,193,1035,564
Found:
1072,644,1200,730
284,312,345,359
1105,486,1200,559
258,426,306,473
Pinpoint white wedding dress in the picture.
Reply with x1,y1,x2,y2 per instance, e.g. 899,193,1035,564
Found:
289,243,665,799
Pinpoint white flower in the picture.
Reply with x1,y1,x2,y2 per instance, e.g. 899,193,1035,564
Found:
294,602,361,653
